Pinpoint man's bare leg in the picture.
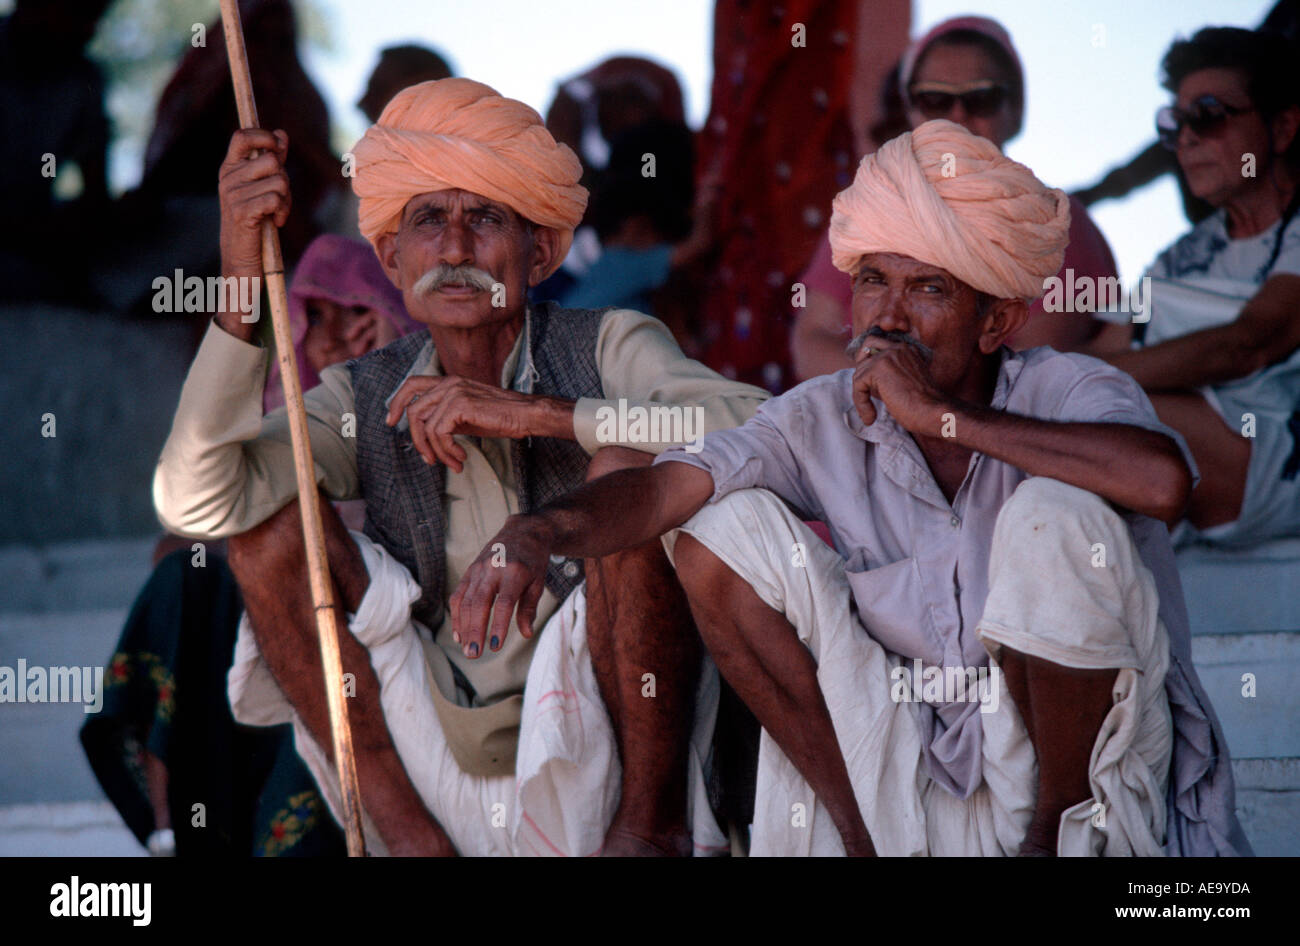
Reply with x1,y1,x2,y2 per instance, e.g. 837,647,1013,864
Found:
999,648,1118,856
584,447,701,856
673,533,876,856
227,489,455,856
1149,391,1250,528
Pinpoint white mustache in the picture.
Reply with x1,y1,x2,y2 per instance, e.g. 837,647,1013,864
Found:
413,263,497,295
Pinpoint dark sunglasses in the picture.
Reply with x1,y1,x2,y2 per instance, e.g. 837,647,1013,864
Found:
909,82,1010,119
1157,95,1254,150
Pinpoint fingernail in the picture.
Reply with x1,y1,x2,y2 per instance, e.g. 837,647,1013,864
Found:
490,635,500,650
468,642,479,657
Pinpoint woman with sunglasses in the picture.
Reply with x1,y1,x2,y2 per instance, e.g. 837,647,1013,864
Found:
1098,27,1300,548
791,16,1120,382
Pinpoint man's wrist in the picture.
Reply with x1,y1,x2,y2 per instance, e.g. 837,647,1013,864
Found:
531,395,576,440
509,511,561,553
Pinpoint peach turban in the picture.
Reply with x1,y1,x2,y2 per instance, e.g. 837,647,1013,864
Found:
829,120,1070,301
350,78,587,277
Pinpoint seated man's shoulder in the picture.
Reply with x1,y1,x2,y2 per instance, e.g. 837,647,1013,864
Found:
757,369,852,423
1016,345,1133,386
1008,345,1154,423
541,298,624,323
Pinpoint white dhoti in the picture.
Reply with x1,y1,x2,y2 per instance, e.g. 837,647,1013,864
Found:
662,478,1174,856
227,530,728,856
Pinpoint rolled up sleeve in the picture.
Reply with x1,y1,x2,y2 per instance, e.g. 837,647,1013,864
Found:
654,391,819,518
574,309,770,455
152,319,360,538
1054,359,1200,488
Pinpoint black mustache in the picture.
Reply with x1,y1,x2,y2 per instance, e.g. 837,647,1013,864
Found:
845,326,934,362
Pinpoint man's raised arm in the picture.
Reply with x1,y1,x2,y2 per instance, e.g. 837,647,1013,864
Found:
450,460,715,659
152,129,358,538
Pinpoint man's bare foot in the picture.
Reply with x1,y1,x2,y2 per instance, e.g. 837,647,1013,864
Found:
599,825,693,857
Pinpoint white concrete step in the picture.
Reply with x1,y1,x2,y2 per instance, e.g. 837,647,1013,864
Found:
0,607,131,804
1231,758,1300,856
0,801,144,856
1178,539,1300,636
1190,632,1300,759
0,538,157,614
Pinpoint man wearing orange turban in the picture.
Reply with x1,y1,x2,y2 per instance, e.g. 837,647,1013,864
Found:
154,78,769,855
449,120,1249,856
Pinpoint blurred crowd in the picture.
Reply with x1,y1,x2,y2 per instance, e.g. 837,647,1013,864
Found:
4,0,1296,854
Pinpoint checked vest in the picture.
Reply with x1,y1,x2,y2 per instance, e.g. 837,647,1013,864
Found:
347,301,608,632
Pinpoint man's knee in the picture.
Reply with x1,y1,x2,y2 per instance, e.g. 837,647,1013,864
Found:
673,533,726,592
227,494,370,610
1001,477,1111,524
994,477,1127,555
585,445,654,482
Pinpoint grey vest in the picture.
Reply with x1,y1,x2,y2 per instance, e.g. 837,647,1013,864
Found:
348,301,608,631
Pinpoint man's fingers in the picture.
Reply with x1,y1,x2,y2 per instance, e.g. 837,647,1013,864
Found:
457,565,499,659
515,579,545,640
223,128,282,166
852,365,878,426
449,573,467,640
406,407,440,466
222,148,287,185
386,376,446,426
426,401,470,469
485,573,523,653
226,174,290,218
418,402,465,471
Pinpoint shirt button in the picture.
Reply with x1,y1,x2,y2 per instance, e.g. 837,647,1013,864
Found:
950,516,961,528
563,561,580,578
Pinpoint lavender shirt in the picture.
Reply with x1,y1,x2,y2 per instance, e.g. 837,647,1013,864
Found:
657,345,1251,855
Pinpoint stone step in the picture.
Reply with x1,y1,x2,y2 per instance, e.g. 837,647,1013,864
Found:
1190,632,1300,759
0,303,194,545
1177,539,1300,636
0,538,157,614
0,801,144,856
0,608,130,804
1231,757,1300,856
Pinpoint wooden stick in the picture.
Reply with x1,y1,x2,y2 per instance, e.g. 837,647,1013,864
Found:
218,0,366,857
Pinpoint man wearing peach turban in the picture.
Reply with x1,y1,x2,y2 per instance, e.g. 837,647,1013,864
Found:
451,120,1249,856
154,78,770,856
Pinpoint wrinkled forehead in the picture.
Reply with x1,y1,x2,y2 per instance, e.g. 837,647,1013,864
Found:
855,251,962,284
399,188,525,225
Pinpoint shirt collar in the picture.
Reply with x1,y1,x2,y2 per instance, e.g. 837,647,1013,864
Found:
385,306,536,433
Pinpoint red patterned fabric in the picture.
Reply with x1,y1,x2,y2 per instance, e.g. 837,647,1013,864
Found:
694,0,861,391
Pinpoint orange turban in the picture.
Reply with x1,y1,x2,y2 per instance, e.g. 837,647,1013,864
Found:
350,78,587,278
829,120,1070,301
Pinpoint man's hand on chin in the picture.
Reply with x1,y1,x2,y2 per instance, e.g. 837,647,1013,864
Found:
386,376,575,472
850,339,951,435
